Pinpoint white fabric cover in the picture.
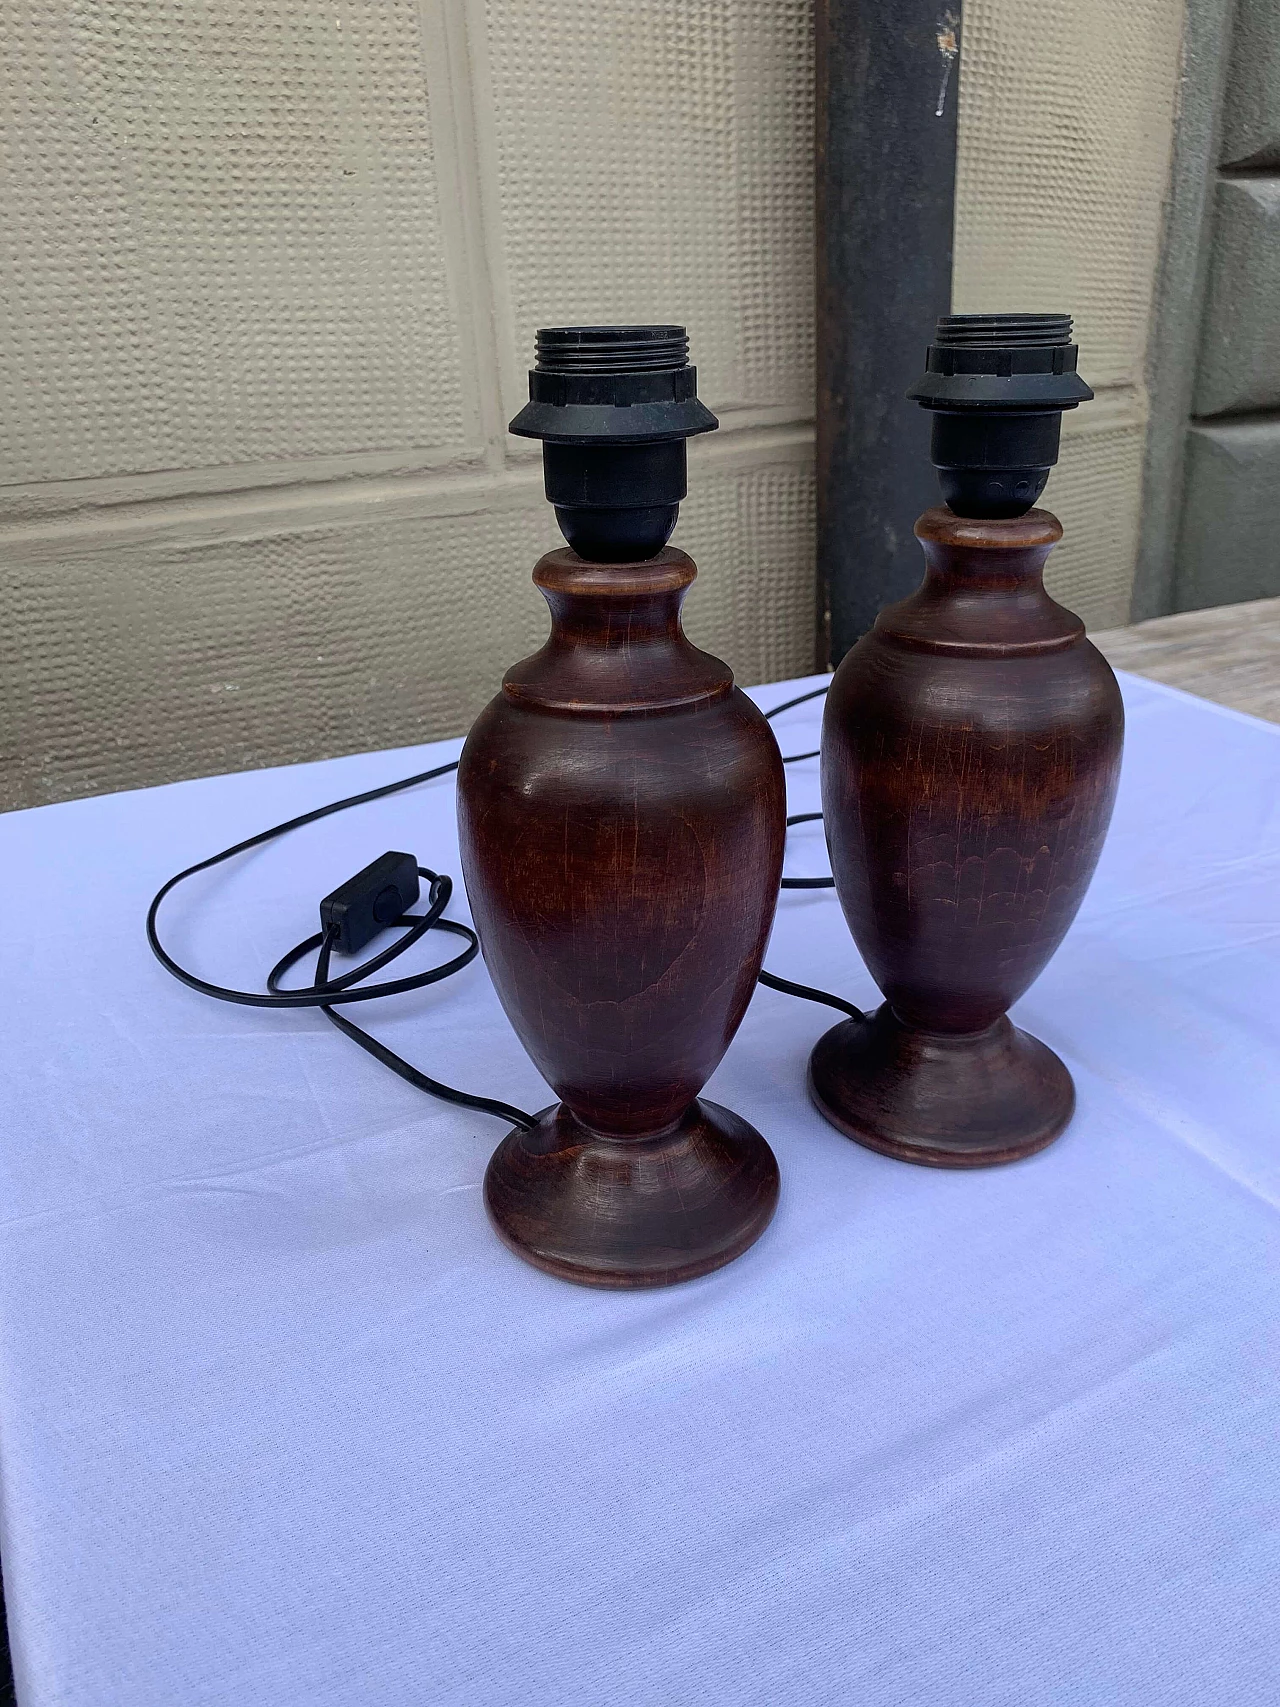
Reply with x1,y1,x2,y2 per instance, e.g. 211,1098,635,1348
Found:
0,671,1277,1705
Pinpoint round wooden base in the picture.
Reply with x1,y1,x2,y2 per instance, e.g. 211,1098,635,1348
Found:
809,1002,1074,1168
484,1099,779,1288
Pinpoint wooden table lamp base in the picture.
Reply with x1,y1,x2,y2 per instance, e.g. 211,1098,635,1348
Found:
808,314,1121,1173
484,1101,779,1288
808,1004,1075,1169
812,506,1122,1173
459,328,786,1289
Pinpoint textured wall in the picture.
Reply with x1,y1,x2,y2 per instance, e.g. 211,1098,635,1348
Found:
952,0,1185,629
4,1,1190,807
1195,179,1280,417
1170,0,1280,613
0,1,815,809
1221,0,1280,169
1177,422,1280,610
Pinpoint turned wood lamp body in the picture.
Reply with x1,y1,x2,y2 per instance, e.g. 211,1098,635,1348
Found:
811,315,1124,1165
458,328,783,1286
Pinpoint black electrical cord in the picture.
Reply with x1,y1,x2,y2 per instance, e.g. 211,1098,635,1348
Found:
143,758,540,1127
146,681,859,1131
146,753,466,1010
764,686,836,893
759,686,864,1022
776,813,832,892
764,684,831,724
268,922,538,1132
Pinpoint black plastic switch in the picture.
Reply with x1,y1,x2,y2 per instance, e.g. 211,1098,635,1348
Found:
319,852,420,956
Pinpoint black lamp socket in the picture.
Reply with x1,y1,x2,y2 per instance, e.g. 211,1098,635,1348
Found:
509,326,718,561
908,313,1094,520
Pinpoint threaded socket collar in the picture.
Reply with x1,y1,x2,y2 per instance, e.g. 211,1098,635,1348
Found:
509,324,719,445
909,313,1093,410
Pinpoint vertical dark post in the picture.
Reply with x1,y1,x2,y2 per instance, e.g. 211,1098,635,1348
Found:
817,1,962,659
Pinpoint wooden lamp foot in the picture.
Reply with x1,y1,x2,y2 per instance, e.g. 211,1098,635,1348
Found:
808,1004,1075,1169
484,1101,780,1288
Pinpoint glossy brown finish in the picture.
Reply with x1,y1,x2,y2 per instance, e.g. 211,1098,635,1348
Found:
811,507,1124,1165
485,1101,780,1288
809,1009,1075,1168
458,546,784,1286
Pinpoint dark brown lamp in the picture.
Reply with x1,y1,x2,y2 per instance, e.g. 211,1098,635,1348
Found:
809,313,1125,1166
457,327,784,1286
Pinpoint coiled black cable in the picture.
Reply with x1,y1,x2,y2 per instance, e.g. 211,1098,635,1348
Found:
145,757,542,1128
147,682,858,1130
267,915,537,1132
770,686,836,895
758,687,863,1021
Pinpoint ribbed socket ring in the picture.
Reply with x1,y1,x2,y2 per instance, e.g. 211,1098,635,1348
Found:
933,313,1073,348
534,326,690,374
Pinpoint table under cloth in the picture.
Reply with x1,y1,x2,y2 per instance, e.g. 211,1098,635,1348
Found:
1,670,1278,1706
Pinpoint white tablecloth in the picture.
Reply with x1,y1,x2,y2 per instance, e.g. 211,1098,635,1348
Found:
1,671,1278,1706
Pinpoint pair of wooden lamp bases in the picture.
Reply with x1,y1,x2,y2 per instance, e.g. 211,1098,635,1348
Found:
457,318,1124,1288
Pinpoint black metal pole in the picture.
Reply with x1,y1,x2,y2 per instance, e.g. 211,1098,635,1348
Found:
817,1,962,660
